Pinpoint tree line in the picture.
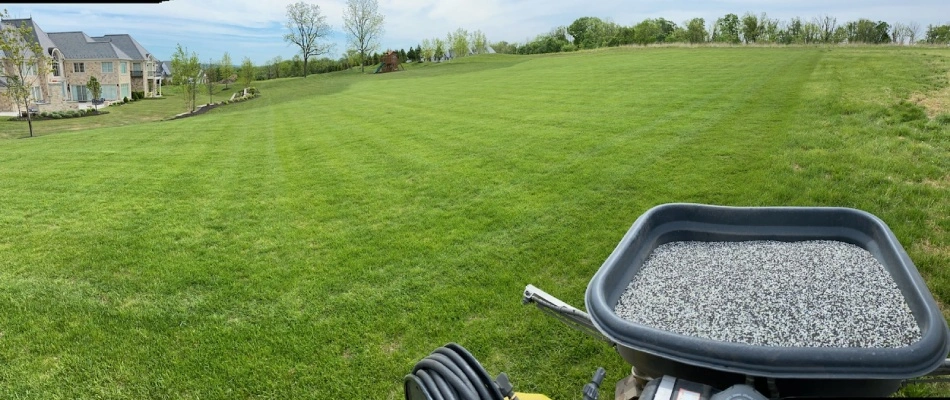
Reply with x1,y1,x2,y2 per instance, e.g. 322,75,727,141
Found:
491,13,950,55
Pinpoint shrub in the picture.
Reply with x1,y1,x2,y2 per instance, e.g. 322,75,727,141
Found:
132,91,145,100
40,111,50,118
123,97,129,103
248,87,259,95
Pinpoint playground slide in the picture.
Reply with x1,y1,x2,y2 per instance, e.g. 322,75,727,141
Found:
374,62,385,74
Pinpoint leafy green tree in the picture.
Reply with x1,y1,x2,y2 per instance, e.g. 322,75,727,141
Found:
925,24,950,44
171,43,200,112
343,0,384,72
239,57,254,88
491,41,518,54
283,1,333,77
713,13,741,44
448,28,469,59
567,17,623,49
685,18,708,43
414,45,422,61
741,12,760,43
842,19,891,44
470,30,488,54
433,38,445,61
220,52,234,89
517,27,571,54
420,39,434,62
0,9,50,137
759,15,780,43
406,46,416,62
614,26,636,45
633,19,661,45
568,17,603,49
87,76,101,112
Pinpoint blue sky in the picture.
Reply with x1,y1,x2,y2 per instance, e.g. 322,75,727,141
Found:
4,0,949,65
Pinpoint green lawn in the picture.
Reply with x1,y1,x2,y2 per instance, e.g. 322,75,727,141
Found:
0,85,241,140
0,46,948,399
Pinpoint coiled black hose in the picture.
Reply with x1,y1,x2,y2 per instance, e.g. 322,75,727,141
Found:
404,343,512,400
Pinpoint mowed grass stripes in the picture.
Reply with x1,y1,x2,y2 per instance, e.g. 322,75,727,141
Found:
0,46,947,399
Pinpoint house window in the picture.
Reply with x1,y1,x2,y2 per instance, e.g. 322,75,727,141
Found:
102,62,113,73
120,62,127,73
132,62,141,72
23,62,36,75
120,83,130,99
74,62,85,73
30,86,43,103
72,84,89,101
52,63,60,77
102,85,118,101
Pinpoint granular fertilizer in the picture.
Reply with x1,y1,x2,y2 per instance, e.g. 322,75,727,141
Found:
614,240,921,348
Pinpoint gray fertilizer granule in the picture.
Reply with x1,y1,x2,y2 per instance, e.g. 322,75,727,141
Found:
614,240,921,348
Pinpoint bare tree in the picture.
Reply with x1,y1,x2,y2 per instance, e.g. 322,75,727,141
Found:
271,55,282,79
907,21,921,44
0,11,50,138
283,1,333,78
891,22,907,45
204,58,218,104
814,15,837,43
343,0,384,73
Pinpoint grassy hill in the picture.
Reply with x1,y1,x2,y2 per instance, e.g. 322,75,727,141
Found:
0,46,948,399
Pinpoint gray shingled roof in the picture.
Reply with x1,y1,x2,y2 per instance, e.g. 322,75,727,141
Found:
92,34,151,61
1,18,58,57
48,31,132,60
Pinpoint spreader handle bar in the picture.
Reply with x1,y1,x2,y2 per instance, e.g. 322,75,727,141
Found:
523,284,615,346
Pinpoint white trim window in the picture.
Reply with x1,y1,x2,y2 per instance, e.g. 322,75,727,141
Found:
120,83,130,99
51,62,60,77
71,84,90,102
23,62,37,75
120,62,127,73
102,62,114,73
30,86,43,103
102,85,118,101
74,62,85,73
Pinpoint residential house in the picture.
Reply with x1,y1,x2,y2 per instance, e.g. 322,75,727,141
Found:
48,31,133,104
92,34,161,97
0,17,160,114
0,18,69,113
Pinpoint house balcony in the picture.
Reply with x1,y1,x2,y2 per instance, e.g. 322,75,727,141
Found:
131,71,143,78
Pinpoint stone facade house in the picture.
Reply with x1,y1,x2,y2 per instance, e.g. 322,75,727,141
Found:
48,31,134,104
93,34,162,96
0,18,70,113
0,17,162,114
